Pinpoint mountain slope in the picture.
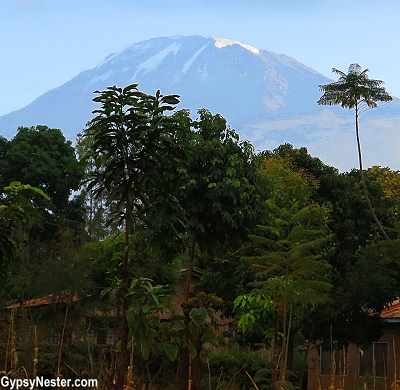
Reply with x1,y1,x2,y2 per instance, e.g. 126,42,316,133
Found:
1,36,399,171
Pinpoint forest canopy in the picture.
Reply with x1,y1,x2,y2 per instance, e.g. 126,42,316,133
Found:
1,83,400,390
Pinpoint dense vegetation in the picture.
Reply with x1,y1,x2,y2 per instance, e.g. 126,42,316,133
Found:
1,73,400,390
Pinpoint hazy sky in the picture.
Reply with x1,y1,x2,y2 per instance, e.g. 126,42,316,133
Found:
0,0,398,117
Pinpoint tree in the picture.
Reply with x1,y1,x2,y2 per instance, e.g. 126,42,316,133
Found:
247,202,331,384
258,154,319,209
0,181,49,294
79,84,188,390
75,132,121,241
172,108,263,390
231,150,331,389
0,126,84,219
174,108,262,290
267,144,400,348
317,64,393,243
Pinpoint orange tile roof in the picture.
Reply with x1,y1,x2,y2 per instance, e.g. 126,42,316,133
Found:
381,299,400,319
5,294,78,309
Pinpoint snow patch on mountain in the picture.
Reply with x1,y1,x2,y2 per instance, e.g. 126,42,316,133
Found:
182,43,209,74
213,37,260,55
95,51,122,68
129,42,181,81
263,68,289,94
263,95,286,111
90,69,114,83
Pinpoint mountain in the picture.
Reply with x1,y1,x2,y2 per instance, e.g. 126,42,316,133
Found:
1,35,399,171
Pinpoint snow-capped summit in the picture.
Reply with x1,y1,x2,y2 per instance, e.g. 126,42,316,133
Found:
213,37,260,55
0,35,399,171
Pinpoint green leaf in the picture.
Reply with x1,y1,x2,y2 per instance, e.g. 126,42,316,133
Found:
161,95,180,105
164,343,179,361
130,279,138,288
142,305,150,314
188,321,199,338
168,314,185,321
206,307,215,320
100,287,112,299
189,307,207,326
188,340,197,359
27,186,50,200
141,341,151,360
201,327,218,347
187,297,199,306
126,309,135,329
149,314,160,328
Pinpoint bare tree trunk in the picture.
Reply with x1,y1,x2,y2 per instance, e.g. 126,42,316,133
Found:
271,316,282,390
116,222,131,390
184,235,196,300
354,105,393,245
180,308,202,390
181,235,202,390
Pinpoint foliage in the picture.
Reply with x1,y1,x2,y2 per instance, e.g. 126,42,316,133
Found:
234,293,277,342
206,349,272,390
102,277,171,361
4,70,400,388
0,125,85,227
0,181,49,289
258,154,319,208
247,202,332,306
77,83,190,390
75,132,120,240
271,144,400,347
80,85,188,234
365,166,400,220
232,149,332,388
317,64,392,110
239,202,331,382
173,108,263,253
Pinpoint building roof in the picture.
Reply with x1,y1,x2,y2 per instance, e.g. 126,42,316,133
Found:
381,299,400,320
5,294,79,309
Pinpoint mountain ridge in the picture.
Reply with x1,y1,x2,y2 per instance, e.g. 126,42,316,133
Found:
1,35,399,171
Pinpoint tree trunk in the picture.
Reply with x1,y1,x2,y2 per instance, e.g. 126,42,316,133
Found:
183,235,196,300
180,234,202,390
286,331,295,373
180,338,201,390
116,225,130,390
354,105,393,245
180,301,202,390
271,316,283,390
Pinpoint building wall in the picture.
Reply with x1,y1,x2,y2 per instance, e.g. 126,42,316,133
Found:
308,326,400,390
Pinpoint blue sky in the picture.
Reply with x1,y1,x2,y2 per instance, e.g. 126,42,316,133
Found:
0,0,399,117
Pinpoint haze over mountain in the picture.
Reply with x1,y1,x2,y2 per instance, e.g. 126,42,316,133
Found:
1,36,399,171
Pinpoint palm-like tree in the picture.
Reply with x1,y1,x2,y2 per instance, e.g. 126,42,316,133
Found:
318,63,393,243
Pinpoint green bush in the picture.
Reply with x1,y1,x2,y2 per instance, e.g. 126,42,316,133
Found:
203,349,271,389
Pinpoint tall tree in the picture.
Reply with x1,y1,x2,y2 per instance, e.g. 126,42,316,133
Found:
317,63,393,243
173,108,263,390
175,108,262,284
232,150,331,388
0,125,83,222
79,84,188,390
